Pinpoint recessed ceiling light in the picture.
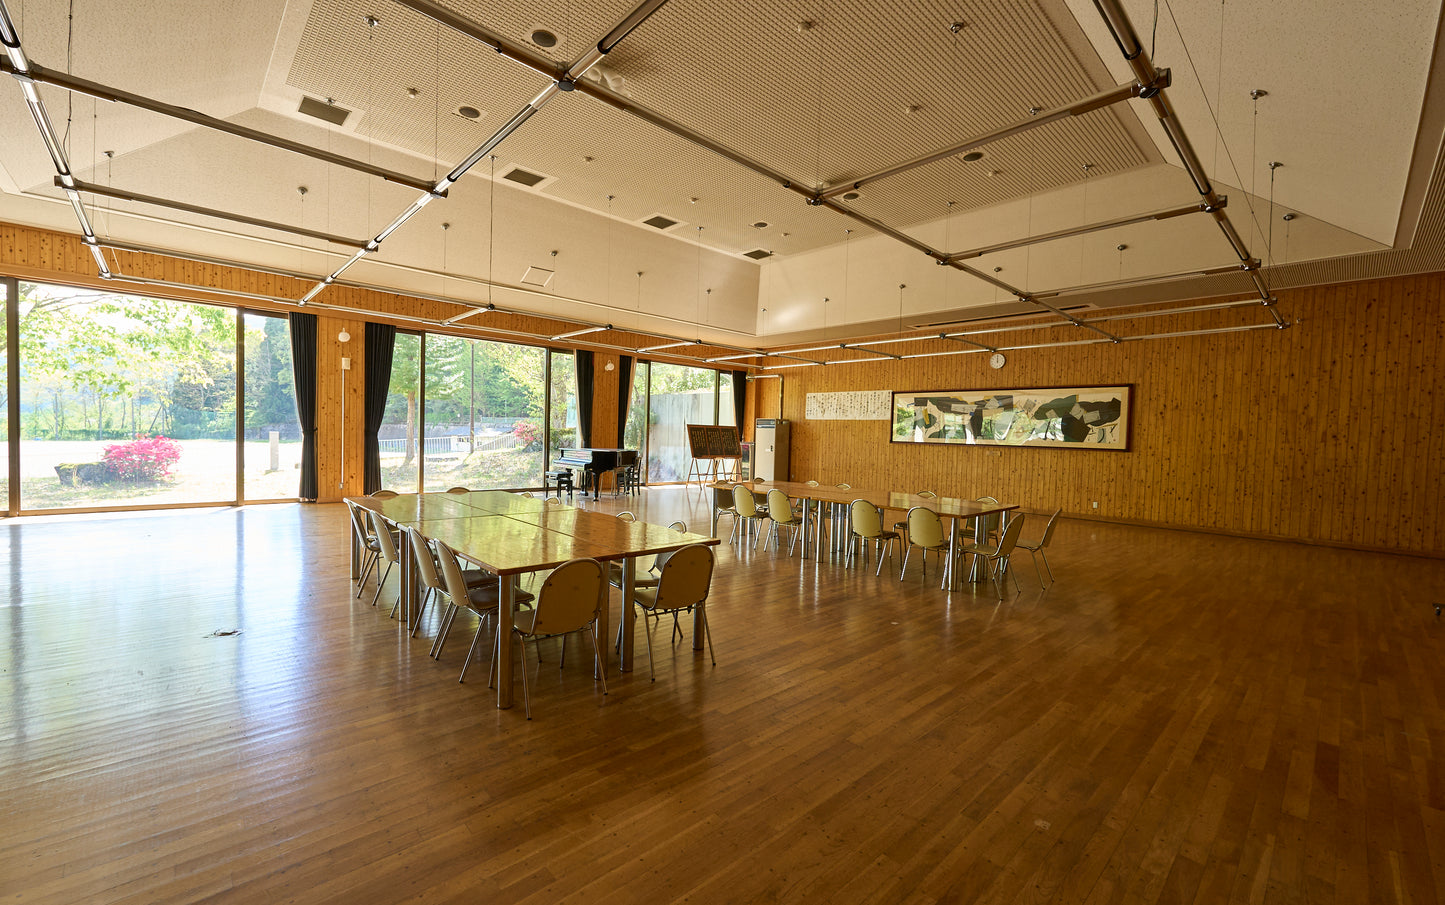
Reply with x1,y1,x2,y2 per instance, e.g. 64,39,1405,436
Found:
842,191,861,201
531,28,558,47
752,221,769,229
961,151,984,162
457,105,481,120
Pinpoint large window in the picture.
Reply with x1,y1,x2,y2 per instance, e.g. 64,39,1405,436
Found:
1,279,8,511
623,361,648,474
242,312,301,501
421,336,545,491
646,362,721,482
17,282,239,509
380,332,422,491
548,350,577,454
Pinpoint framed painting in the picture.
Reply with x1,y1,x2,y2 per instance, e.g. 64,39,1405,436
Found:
890,385,1132,450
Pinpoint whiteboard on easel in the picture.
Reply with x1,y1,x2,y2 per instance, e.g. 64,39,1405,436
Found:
804,390,892,421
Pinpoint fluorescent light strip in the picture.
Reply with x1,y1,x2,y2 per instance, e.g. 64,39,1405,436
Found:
763,361,822,370
706,352,763,363
900,348,983,360
550,324,611,341
637,340,694,353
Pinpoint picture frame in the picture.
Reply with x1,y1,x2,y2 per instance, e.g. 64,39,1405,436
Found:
889,385,1133,450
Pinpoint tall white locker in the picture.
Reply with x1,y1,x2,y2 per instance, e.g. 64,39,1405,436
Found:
754,419,791,482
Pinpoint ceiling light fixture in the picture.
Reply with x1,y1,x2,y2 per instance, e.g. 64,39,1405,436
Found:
637,340,693,353
551,324,612,341
961,151,984,162
530,28,558,47
457,105,481,119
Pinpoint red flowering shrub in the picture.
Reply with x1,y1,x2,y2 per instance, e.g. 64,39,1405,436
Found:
102,436,184,482
512,421,544,451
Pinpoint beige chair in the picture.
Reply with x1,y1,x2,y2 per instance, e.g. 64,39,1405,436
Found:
368,489,399,499
493,558,608,719
434,540,534,683
731,484,770,547
894,489,937,541
630,544,716,681
712,484,739,540
847,499,899,576
366,509,404,612
445,486,470,494
611,521,688,647
900,506,949,586
404,525,500,642
765,488,803,555
1015,508,1062,587
344,499,382,596
544,496,563,507
616,511,637,522
959,515,1027,598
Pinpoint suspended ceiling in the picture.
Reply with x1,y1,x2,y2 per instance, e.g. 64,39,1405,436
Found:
0,0,1442,351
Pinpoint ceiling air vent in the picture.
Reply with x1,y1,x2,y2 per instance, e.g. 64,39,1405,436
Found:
742,248,773,260
641,214,680,230
501,166,548,187
298,96,351,127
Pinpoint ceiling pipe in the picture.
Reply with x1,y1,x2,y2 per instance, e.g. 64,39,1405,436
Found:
944,199,1214,261
0,0,111,278
0,57,438,194
815,77,1160,201
297,0,670,306
1091,0,1281,326
1028,261,1256,300
61,178,369,248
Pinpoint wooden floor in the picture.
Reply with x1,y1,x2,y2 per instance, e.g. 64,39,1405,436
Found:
2,487,1444,904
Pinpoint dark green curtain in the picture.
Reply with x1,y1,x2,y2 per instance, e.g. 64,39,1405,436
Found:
616,355,634,448
363,322,396,494
731,370,747,436
575,350,594,447
288,312,318,501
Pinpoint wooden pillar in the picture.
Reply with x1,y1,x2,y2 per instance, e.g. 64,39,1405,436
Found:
315,315,366,502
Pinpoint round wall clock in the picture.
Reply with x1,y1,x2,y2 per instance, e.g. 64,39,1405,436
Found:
989,352,1006,369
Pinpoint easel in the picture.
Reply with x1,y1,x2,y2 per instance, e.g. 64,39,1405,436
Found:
684,424,744,486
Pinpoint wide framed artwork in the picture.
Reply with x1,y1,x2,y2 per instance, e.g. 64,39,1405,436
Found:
890,385,1133,450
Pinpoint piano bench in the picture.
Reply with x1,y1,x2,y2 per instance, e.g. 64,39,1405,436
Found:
544,469,575,499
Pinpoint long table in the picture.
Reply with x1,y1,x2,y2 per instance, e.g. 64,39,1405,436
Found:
711,480,1017,590
350,491,719,708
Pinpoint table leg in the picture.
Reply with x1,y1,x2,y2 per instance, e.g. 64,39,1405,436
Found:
620,557,636,672
497,578,515,708
693,601,705,651
945,516,959,591
800,498,812,560
400,546,416,626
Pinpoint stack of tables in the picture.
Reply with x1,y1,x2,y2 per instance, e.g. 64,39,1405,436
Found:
349,491,719,709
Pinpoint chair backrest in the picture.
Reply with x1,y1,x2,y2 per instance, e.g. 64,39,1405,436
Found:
544,497,562,507
653,521,689,572
835,482,852,489
368,509,400,563
732,484,760,517
446,486,470,494
616,511,637,522
530,559,605,635
976,496,1001,536
369,489,399,499
652,544,716,613
996,514,1027,556
805,480,819,486
767,489,797,526
906,506,945,549
1039,508,1062,547
433,540,474,609
850,499,882,539
405,526,444,592
916,490,937,499
344,499,373,545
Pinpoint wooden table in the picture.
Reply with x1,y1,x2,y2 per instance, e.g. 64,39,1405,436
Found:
349,492,718,708
711,480,1017,589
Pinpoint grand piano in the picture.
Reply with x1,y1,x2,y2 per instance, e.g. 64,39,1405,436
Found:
554,447,640,500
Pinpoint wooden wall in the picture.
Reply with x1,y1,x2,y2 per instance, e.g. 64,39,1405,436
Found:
775,277,1445,556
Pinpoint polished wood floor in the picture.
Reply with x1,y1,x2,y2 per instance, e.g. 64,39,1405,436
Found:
2,487,1444,904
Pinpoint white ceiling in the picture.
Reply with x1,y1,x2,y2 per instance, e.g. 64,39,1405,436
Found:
0,0,1442,347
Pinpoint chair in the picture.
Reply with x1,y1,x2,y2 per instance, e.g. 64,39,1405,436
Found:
446,486,470,494
629,544,716,681
894,490,937,541
959,515,1027,598
847,499,899,576
493,558,608,719
1015,508,1062,587
730,484,770,547
544,496,563,507
974,496,1002,542
404,525,501,642
765,488,803,555
344,499,382,596
712,484,739,540
368,489,399,499
900,506,949,586
434,540,535,683
366,509,404,612
616,511,637,522
611,520,688,646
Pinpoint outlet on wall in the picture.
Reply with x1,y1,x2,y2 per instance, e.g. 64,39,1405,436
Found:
1091,500,1099,509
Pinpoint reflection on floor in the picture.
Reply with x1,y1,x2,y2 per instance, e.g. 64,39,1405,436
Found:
2,485,1443,904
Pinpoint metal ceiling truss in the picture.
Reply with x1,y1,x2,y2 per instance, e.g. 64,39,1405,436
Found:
2,0,1289,365
0,0,111,278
